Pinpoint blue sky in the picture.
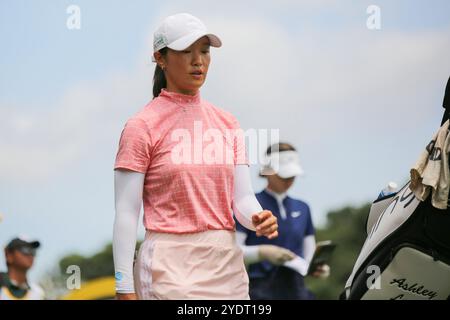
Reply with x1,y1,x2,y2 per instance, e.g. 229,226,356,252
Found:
1,0,450,288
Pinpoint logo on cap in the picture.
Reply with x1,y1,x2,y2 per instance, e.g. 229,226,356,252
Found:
154,34,168,51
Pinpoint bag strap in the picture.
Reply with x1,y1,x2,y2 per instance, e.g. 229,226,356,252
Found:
441,76,450,126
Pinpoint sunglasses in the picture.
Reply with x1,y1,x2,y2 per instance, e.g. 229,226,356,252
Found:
17,246,37,257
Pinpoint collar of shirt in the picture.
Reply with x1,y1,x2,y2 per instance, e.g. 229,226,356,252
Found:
5,274,30,290
264,188,288,220
8,276,30,291
159,88,201,107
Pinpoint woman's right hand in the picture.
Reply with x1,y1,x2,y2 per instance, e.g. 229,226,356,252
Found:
116,293,138,300
252,210,278,239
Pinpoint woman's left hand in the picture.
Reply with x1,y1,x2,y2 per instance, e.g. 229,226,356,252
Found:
252,210,278,239
311,264,330,279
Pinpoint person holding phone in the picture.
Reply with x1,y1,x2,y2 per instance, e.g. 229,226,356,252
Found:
235,142,330,300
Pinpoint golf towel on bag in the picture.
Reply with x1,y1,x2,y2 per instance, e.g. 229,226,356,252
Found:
410,119,450,209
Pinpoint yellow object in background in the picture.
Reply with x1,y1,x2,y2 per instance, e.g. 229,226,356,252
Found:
61,276,115,300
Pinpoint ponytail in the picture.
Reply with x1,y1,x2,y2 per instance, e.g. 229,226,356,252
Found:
153,48,168,98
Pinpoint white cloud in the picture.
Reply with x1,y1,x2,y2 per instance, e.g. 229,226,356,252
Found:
0,65,153,182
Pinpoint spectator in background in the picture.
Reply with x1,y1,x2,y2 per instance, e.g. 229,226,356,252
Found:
235,142,329,300
0,237,44,300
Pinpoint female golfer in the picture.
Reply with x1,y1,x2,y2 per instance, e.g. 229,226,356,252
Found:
113,13,278,300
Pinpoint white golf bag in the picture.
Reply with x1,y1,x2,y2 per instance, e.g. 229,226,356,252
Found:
341,77,450,300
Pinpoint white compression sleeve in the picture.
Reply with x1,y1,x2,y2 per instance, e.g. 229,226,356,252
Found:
283,235,316,276
303,234,316,264
233,165,262,231
113,170,145,293
236,230,261,265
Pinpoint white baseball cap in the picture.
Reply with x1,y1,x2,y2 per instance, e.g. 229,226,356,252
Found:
260,150,304,179
152,13,222,61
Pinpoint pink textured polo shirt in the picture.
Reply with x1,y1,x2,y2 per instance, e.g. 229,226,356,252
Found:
114,89,248,234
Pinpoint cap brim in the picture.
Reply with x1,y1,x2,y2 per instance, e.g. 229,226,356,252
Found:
168,31,222,51
277,163,304,179
6,239,40,251
28,241,40,248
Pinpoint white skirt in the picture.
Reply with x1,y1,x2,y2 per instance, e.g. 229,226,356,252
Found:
134,230,250,300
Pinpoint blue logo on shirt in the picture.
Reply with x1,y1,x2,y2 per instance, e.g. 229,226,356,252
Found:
115,272,123,281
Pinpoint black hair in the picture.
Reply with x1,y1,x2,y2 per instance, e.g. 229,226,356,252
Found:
265,142,297,156
152,47,169,98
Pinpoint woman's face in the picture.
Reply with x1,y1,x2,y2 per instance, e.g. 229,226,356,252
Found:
158,36,211,96
267,175,296,193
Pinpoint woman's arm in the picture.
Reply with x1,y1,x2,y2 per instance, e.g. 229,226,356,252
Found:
302,235,330,278
303,234,316,264
113,169,145,296
233,164,278,238
235,231,260,264
232,165,261,231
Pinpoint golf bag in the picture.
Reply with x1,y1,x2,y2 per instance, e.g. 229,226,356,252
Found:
341,76,450,300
